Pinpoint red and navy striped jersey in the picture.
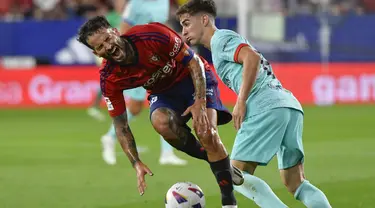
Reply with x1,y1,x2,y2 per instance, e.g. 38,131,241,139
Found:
99,22,211,117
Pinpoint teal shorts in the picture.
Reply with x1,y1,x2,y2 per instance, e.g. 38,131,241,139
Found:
123,87,147,101
230,107,304,169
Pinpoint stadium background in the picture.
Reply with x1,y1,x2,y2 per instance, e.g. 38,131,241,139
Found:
1,0,374,207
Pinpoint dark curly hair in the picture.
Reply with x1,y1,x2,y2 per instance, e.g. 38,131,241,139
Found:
176,0,217,18
77,16,111,49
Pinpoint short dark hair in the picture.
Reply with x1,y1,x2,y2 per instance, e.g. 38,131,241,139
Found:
77,16,111,49
176,0,217,18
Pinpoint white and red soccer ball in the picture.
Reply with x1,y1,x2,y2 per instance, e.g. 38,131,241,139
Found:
165,182,205,208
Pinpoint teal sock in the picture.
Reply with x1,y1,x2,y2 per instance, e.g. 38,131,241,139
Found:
106,109,134,140
294,180,331,208
234,171,287,208
160,135,173,154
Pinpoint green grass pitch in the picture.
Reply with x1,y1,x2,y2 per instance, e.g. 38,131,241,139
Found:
0,105,374,207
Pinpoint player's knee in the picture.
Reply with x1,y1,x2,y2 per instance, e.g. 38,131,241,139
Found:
151,110,170,136
129,106,142,116
127,100,143,116
196,129,217,151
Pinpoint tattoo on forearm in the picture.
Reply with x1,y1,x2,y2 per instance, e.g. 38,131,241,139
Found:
113,111,139,166
188,55,206,100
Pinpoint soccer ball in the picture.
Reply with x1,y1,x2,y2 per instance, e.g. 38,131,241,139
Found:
165,182,205,208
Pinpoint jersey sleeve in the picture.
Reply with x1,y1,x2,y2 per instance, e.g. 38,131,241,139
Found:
149,23,195,65
212,30,249,63
100,73,126,118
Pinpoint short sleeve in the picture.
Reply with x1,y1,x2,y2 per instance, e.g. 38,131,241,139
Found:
100,69,126,118
211,30,249,63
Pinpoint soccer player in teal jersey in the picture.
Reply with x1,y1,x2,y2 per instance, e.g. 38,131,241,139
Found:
90,0,187,166
176,0,332,207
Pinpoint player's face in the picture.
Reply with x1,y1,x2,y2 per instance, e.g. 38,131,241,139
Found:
179,13,204,45
87,28,126,63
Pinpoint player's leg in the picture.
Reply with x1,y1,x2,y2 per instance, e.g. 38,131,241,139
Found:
87,56,105,121
151,107,209,161
230,109,288,208
190,69,243,207
195,108,237,207
278,108,331,208
231,160,287,208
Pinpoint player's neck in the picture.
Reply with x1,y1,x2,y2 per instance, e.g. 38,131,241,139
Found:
122,38,136,65
201,26,217,50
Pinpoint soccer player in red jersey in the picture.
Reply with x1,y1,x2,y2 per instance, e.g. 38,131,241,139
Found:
77,16,243,207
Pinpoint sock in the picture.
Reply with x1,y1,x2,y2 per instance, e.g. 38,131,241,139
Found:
160,135,174,154
106,109,134,140
294,180,331,208
209,156,236,206
171,132,208,161
234,171,287,208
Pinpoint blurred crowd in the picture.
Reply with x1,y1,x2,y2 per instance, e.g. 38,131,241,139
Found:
283,0,375,15
0,0,117,21
0,0,375,21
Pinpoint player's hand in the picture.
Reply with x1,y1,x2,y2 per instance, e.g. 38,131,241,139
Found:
232,99,247,131
182,99,210,134
133,161,153,196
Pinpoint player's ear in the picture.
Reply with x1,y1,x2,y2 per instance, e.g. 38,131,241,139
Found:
202,14,209,27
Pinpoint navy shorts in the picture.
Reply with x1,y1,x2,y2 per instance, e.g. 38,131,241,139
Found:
148,71,232,126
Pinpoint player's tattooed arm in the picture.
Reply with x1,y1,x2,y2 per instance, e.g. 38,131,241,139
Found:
187,54,207,101
183,53,211,133
113,110,140,166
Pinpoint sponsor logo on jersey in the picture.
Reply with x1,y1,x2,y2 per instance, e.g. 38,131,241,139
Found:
169,37,182,57
143,60,175,88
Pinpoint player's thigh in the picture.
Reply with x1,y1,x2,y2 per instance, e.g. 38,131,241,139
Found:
231,108,290,166
148,94,188,136
207,108,218,128
192,108,217,139
277,108,305,170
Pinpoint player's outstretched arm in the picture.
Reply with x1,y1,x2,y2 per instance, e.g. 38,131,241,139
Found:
113,110,139,165
113,110,153,195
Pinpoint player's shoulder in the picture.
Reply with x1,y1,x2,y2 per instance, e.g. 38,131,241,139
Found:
211,29,245,49
213,29,240,40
